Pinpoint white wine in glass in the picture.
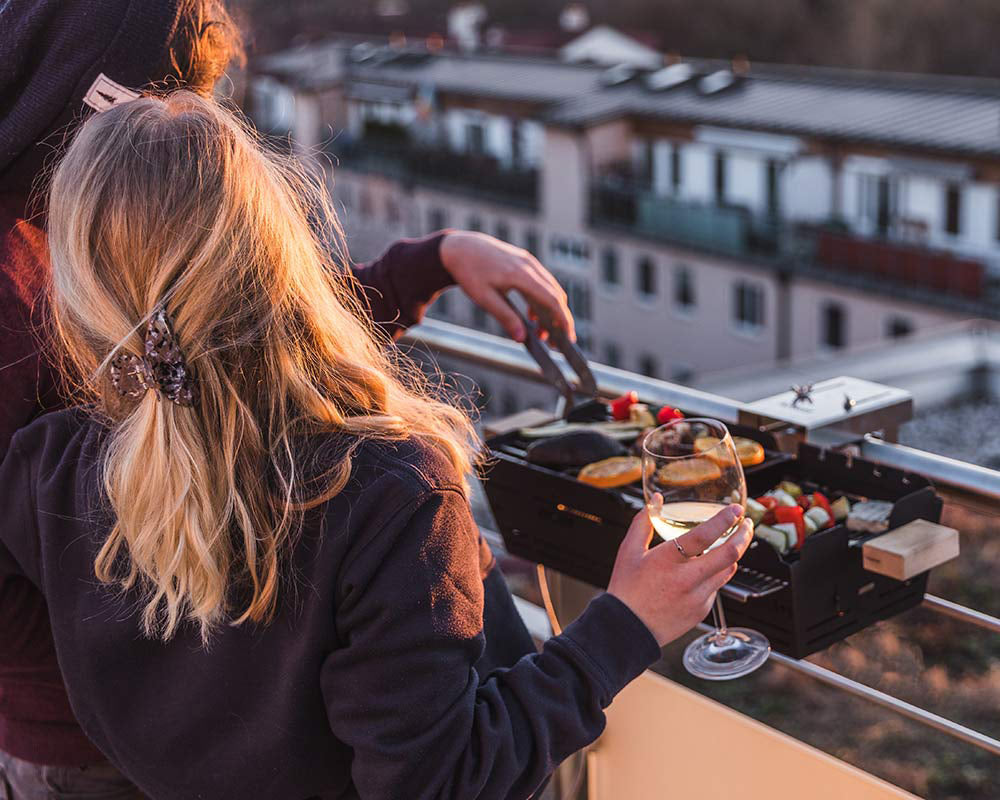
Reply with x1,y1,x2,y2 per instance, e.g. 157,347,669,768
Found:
642,418,770,680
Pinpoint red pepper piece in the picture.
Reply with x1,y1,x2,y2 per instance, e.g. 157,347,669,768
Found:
774,505,806,549
811,491,835,528
798,493,813,510
655,405,684,424
610,391,639,421
757,495,778,526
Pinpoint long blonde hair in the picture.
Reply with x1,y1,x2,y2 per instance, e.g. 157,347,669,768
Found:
47,91,477,642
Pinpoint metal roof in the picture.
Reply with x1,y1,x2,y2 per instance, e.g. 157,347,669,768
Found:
327,46,1000,157
543,76,1000,156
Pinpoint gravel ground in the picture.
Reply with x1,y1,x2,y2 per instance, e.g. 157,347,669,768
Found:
900,400,1000,471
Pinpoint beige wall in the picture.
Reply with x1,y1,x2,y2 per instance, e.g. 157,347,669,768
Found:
592,670,918,800
585,119,633,169
787,278,961,360
541,129,590,232
589,234,780,379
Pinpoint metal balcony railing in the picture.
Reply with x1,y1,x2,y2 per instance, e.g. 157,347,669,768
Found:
589,177,1000,318
328,134,540,210
401,318,1000,768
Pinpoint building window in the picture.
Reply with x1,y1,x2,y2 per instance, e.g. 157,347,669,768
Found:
887,316,913,339
472,305,488,330
733,282,765,330
765,159,780,217
428,207,447,231
467,215,483,233
466,122,486,156
603,341,621,368
671,144,682,193
945,183,962,235
714,150,727,205
495,221,510,242
576,331,592,353
674,265,695,310
524,229,539,256
638,354,658,378
601,247,619,286
637,256,657,298
821,302,846,349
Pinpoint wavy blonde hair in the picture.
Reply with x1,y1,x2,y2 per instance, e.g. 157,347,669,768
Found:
47,91,478,642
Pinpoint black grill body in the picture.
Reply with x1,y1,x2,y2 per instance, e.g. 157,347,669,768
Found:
483,405,942,659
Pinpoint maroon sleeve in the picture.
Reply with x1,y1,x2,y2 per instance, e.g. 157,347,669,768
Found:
350,231,456,340
0,210,60,458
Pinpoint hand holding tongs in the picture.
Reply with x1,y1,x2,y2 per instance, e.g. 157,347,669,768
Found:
505,294,597,416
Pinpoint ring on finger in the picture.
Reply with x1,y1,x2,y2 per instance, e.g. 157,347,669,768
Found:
673,538,692,559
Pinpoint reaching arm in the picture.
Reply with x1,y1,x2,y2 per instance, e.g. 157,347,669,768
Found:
321,487,660,800
349,231,455,341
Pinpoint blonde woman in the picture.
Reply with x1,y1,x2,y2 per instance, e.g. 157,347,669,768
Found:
0,91,752,800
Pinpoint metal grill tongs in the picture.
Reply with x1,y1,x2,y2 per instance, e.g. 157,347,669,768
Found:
506,295,597,416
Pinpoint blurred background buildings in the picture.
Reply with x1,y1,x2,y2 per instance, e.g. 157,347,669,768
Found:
244,9,1000,470
226,4,999,798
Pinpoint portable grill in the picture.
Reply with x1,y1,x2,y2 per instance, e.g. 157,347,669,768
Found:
482,303,946,658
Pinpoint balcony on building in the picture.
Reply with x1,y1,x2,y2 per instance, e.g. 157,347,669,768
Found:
590,162,997,312
329,117,540,210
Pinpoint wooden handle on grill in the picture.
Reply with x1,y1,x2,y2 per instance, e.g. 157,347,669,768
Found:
862,519,959,581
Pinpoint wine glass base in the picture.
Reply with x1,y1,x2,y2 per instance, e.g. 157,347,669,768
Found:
682,628,770,681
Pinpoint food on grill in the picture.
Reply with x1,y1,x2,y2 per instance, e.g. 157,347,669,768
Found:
628,403,656,428
753,483,854,555
578,456,644,488
525,430,626,469
767,488,798,508
693,435,765,467
846,500,893,533
655,458,722,487
805,505,832,531
778,481,803,498
755,524,791,555
520,420,644,440
609,391,639,421
831,496,851,521
655,405,685,424
774,505,806,548
745,497,767,526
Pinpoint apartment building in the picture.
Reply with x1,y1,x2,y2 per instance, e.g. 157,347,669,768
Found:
249,36,1000,409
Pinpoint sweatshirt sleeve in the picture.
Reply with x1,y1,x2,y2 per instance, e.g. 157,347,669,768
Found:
321,487,661,800
349,231,455,340
0,436,35,585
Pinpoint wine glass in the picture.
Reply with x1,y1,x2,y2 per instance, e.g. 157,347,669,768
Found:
642,418,770,680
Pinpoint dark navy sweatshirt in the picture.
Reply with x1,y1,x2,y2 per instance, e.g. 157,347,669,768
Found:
0,409,661,799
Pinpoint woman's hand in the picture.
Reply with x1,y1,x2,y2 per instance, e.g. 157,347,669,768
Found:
607,505,753,648
439,231,575,343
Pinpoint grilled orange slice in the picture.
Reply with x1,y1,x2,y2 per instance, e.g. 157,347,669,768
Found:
655,457,722,487
578,456,644,488
694,436,765,468
735,437,765,466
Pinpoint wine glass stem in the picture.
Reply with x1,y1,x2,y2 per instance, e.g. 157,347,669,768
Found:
711,593,730,640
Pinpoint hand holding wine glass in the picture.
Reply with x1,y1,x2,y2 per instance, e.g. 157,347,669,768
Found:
641,418,770,679
608,504,754,648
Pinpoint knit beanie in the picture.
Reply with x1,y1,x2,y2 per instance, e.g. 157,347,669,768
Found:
0,0,187,192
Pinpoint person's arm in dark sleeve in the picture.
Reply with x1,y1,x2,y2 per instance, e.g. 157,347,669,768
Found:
349,231,455,340
321,487,661,800
0,435,37,585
